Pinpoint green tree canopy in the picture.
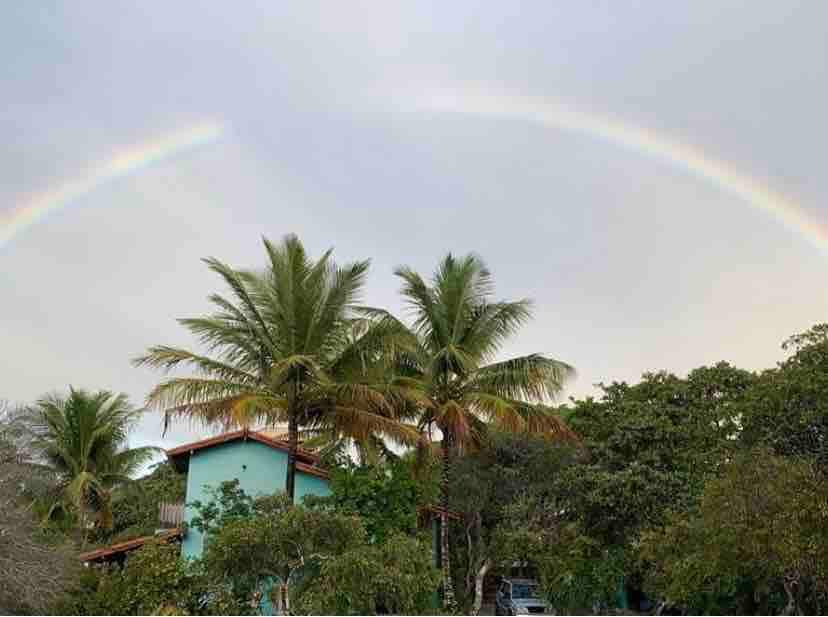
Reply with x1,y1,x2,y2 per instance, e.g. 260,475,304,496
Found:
376,253,576,608
135,234,418,500
29,388,157,540
640,450,828,615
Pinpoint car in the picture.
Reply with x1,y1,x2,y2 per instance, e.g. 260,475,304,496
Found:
494,578,550,615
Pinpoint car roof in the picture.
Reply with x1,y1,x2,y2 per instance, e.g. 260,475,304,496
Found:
503,578,537,585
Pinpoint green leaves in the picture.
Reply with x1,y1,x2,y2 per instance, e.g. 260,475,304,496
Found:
308,460,422,543
639,450,828,614
296,533,440,615
389,253,575,447
28,388,155,534
136,235,419,493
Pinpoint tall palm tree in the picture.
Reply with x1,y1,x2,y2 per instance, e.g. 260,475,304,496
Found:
375,254,576,610
134,235,417,500
30,388,156,544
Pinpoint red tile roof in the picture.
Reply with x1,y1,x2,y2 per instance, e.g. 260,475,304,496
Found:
79,528,182,563
166,428,328,478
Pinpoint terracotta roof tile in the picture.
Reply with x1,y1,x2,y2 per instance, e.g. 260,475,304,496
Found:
166,429,327,478
79,528,182,563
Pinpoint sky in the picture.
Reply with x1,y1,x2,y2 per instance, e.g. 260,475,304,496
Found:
2,2,827,455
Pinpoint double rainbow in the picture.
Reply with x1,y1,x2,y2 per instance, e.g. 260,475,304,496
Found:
3,95,825,257
1,121,225,248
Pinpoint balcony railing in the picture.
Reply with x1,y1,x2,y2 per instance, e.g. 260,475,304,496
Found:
158,502,185,528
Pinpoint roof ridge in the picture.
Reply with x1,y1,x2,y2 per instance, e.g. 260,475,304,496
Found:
165,429,324,470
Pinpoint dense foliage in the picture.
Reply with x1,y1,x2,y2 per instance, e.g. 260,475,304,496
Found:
28,388,158,542
442,325,828,615
640,450,828,614
57,541,227,616
448,432,577,612
0,402,79,614
6,231,828,616
64,482,440,616
304,459,423,542
134,234,418,501
374,253,576,608
90,461,186,545
295,533,440,615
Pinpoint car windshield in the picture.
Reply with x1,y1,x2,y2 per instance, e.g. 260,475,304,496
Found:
511,583,538,600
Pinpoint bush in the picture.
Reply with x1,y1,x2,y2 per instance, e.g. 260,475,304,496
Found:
56,541,246,616
640,450,828,614
295,533,440,615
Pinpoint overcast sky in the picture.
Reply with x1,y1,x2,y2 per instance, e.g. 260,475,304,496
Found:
3,2,827,454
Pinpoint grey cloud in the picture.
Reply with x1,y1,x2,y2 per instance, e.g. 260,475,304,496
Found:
2,1,826,458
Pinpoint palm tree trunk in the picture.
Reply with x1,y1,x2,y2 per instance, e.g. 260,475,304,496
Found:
440,436,456,612
79,509,88,550
286,413,298,502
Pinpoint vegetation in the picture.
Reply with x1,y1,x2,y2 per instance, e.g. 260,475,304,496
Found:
1,401,79,614
295,532,440,615
134,234,418,501
305,459,424,542
377,254,576,608
5,236,828,616
640,450,828,614
93,460,186,544
28,388,157,544
448,432,577,612
64,483,440,615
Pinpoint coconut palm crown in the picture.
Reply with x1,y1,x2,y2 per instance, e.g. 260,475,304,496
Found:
378,253,576,609
134,235,417,500
30,388,156,541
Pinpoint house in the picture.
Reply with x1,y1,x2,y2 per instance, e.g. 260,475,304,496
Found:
79,428,331,565
166,429,331,558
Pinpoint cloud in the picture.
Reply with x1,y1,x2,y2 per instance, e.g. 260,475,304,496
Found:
2,1,826,456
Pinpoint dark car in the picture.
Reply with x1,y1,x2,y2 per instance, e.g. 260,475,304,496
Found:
495,578,550,615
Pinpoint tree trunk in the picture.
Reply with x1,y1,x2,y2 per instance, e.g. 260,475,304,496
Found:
79,509,88,550
782,577,798,616
286,413,298,502
440,436,456,612
472,558,492,615
281,582,290,615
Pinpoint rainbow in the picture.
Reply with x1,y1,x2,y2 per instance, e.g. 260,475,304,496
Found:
408,90,828,256
1,121,225,248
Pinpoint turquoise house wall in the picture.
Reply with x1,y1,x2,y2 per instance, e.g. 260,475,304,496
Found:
181,440,330,559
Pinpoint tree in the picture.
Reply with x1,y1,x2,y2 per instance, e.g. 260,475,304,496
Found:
295,533,440,615
57,541,222,616
741,324,828,468
96,460,186,544
640,450,828,615
449,432,577,613
0,401,79,614
492,495,626,614
135,234,417,501
562,364,754,548
203,492,365,613
377,254,576,609
29,388,157,544
304,459,422,543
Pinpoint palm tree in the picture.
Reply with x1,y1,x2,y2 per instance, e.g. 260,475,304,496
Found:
30,388,156,544
376,254,576,610
134,235,417,500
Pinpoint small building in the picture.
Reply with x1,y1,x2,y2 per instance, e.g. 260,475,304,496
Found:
165,429,331,559
80,429,331,567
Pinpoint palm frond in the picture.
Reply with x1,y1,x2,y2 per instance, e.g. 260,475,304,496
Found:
132,346,259,384
472,354,575,402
